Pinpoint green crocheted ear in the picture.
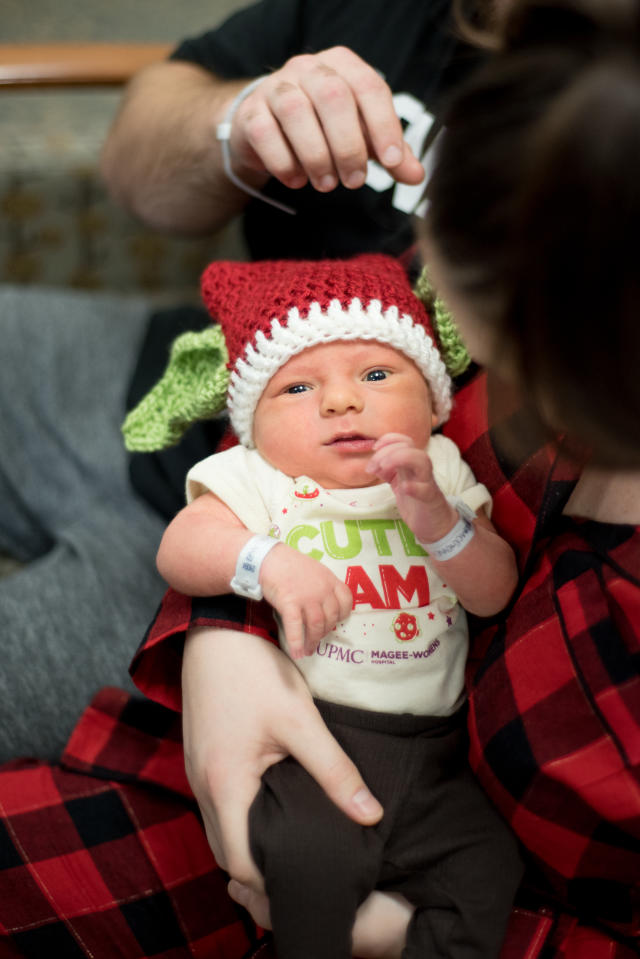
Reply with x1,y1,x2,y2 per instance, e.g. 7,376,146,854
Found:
122,325,230,452
414,266,471,379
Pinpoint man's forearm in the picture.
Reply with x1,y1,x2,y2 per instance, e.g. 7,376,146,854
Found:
100,60,262,235
101,46,425,236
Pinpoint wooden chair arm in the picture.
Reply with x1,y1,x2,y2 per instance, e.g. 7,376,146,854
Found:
0,43,173,88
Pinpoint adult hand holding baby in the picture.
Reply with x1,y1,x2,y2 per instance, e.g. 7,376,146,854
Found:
181,626,383,891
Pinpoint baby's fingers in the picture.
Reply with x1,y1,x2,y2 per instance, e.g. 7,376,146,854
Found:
302,600,333,654
372,432,414,452
280,603,306,660
369,444,431,482
393,477,433,501
302,585,352,656
302,598,335,657
337,582,354,622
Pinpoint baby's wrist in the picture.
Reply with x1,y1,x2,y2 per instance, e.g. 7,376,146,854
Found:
230,534,281,600
415,501,459,545
419,499,477,562
258,539,287,589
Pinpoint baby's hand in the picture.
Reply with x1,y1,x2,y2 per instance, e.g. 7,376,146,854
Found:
367,432,436,496
367,433,455,543
260,545,353,660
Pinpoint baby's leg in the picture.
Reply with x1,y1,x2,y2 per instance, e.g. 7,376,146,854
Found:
401,811,523,959
249,755,383,959
381,722,523,959
351,891,414,959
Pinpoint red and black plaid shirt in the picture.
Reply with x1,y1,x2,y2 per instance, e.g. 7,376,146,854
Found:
1,372,637,958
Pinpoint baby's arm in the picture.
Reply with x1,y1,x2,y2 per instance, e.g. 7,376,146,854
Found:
367,434,518,617
157,492,352,658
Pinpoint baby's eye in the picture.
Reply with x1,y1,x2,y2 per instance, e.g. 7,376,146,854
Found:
365,369,389,381
284,383,310,394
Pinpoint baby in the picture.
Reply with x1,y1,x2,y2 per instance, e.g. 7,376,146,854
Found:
152,254,523,959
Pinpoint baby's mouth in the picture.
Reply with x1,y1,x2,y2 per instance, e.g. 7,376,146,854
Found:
326,434,375,452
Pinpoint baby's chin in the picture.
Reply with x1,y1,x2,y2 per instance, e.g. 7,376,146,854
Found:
263,451,383,489
319,467,383,490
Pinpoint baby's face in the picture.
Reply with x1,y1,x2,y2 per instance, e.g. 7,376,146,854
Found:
253,340,436,488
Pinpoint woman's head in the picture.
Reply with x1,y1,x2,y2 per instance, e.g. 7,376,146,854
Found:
425,0,640,467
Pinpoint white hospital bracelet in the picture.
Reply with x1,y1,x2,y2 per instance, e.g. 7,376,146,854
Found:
230,534,281,600
420,498,477,562
216,76,296,216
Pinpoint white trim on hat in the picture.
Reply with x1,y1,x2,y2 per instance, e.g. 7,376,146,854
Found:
227,297,453,448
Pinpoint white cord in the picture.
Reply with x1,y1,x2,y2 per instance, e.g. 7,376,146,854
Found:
216,76,296,216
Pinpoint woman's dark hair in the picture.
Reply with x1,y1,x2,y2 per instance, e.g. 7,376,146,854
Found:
426,0,640,467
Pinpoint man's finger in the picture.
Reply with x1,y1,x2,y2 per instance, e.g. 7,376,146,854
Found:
234,94,307,186
321,47,424,184
264,80,339,189
299,66,369,189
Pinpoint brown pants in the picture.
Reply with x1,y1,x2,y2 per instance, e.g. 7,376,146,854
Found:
250,700,523,959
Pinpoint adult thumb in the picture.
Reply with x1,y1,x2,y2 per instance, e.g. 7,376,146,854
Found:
285,705,383,825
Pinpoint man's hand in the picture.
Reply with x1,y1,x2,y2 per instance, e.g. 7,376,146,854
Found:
182,627,383,891
260,544,353,659
102,47,424,234
228,46,425,193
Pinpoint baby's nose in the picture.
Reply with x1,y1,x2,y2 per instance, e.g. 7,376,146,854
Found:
320,383,364,415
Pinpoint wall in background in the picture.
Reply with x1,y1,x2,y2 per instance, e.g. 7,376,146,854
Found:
2,0,247,43
1,1,250,292
2,0,250,152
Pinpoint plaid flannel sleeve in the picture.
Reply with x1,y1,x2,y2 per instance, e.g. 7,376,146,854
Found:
130,588,279,712
468,519,640,951
446,373,639,954
442,371,582,568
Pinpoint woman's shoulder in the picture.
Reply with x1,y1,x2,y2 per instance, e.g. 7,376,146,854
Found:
549,514,640,579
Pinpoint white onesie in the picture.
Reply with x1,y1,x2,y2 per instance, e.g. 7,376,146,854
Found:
187,434,491,716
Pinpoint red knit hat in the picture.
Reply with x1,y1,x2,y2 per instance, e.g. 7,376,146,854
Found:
201,253,452,447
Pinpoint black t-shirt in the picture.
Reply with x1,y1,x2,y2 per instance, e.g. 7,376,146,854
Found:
130,0,480,519
172,0,476,260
